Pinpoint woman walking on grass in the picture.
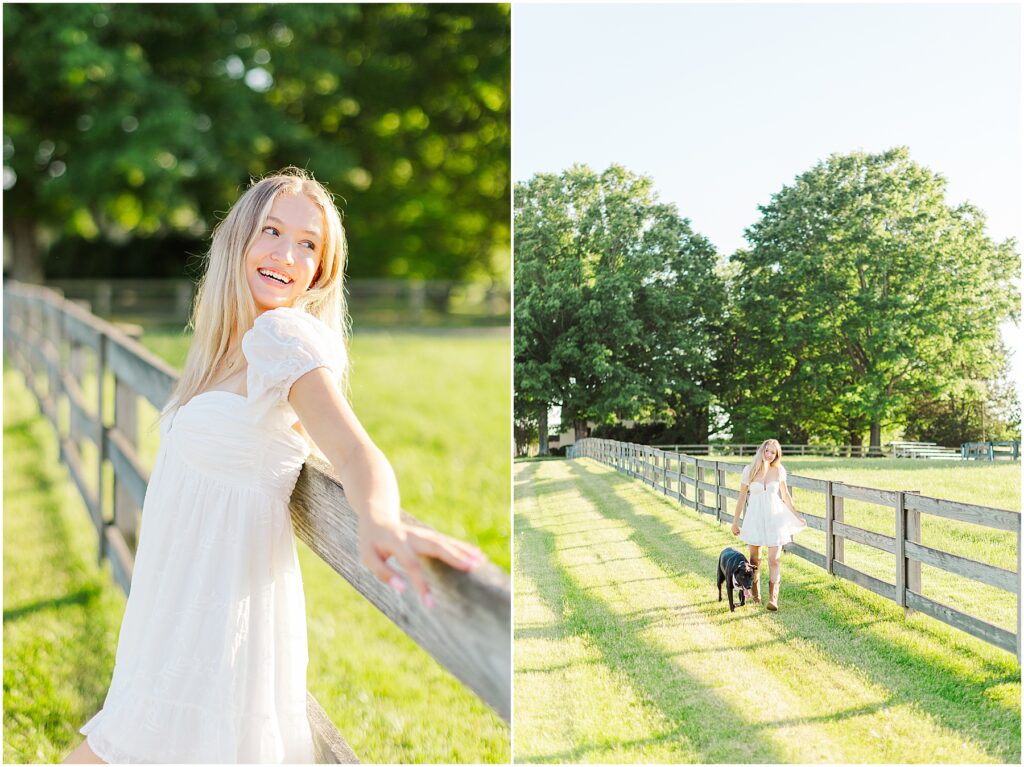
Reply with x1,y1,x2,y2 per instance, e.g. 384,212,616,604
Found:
63,168,485,763
730,439,807,611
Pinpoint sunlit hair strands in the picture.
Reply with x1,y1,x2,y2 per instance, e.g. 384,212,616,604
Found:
744,438,783,484
163,167,350,418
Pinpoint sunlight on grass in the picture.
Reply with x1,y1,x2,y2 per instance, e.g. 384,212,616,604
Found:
3,368,126,764
514,457,1020,764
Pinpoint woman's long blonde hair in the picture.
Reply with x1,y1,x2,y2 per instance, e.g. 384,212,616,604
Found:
744,438,782,484
162,167,349,418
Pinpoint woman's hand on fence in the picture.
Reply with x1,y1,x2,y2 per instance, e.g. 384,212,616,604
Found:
359,516,485,607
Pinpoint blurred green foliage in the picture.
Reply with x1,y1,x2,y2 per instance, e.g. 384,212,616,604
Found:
3,3,510,283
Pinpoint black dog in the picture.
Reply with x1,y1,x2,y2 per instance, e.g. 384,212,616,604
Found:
717,547,755,612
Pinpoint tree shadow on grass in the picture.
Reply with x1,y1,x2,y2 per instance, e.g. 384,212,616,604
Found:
568,457,1021,763
515,511,788,763
523,698,896,765
3,586,104,623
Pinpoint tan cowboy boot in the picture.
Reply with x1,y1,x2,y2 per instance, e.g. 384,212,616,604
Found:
766,580,780,611
750,559,761,603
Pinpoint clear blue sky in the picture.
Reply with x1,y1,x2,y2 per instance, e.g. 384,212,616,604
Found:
514,1,1022,378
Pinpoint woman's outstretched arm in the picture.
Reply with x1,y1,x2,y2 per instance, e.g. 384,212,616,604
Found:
288,367,484,603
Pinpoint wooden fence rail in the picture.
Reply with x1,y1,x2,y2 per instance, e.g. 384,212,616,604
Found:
652,442,894,457
3,281,511,762
570,437,1021,661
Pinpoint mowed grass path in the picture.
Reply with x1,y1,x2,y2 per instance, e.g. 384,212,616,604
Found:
514,457,1020,763
4,329,509,764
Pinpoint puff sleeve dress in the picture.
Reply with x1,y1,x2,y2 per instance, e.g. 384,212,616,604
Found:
80,307,346,763
738,464,806,547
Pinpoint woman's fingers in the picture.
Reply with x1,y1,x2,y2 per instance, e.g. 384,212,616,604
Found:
391,545,432,606
363,523,486,608
407,528,484,570
361,545,402,591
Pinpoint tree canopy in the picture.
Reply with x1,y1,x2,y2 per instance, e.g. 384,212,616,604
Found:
516,150,1019,453
3,3,509,282
514,164,724,452
722,147,1019,449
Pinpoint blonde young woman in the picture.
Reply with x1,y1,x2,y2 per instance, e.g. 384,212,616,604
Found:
730,439,807,610
63,168,485,764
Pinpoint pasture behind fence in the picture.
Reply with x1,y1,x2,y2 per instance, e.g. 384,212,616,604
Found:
3,281,511,762
571,438,1021,661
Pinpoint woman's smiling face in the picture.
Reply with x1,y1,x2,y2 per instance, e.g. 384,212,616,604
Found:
245,193,324,313
763,443,777,462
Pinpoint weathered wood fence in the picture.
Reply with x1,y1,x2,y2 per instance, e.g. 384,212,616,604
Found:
3,281,511,762
653,443,893,458
571,438,1021,661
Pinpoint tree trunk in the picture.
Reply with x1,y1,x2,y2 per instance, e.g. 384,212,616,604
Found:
693,405,710,443
10,215,43,283
869,421,882,457
538,405,549,456
574,419,588,442
848,427,863,458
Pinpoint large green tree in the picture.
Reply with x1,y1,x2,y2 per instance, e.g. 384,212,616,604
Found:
724,147,1019,451
514,164,723,452
3,3,509,282
902,353,1020,446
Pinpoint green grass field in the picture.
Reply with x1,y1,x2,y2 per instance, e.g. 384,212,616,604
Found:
514,457,1020,763
3,328,510,764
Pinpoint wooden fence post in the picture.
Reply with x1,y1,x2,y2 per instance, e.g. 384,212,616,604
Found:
904,490,922,615
696,462,705,510
825,481,835,575
113,376,139,551
96,333,108,565
676,453,684,504
716,461,726,523
47,300,63,435
896,491,907,608
68,339,86,447
835,494,845,565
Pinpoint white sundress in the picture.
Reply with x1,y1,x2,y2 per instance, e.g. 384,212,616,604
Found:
80,306,346,763
738,464,805,548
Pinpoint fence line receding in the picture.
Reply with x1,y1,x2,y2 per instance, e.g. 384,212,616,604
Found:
571,437,1020,661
